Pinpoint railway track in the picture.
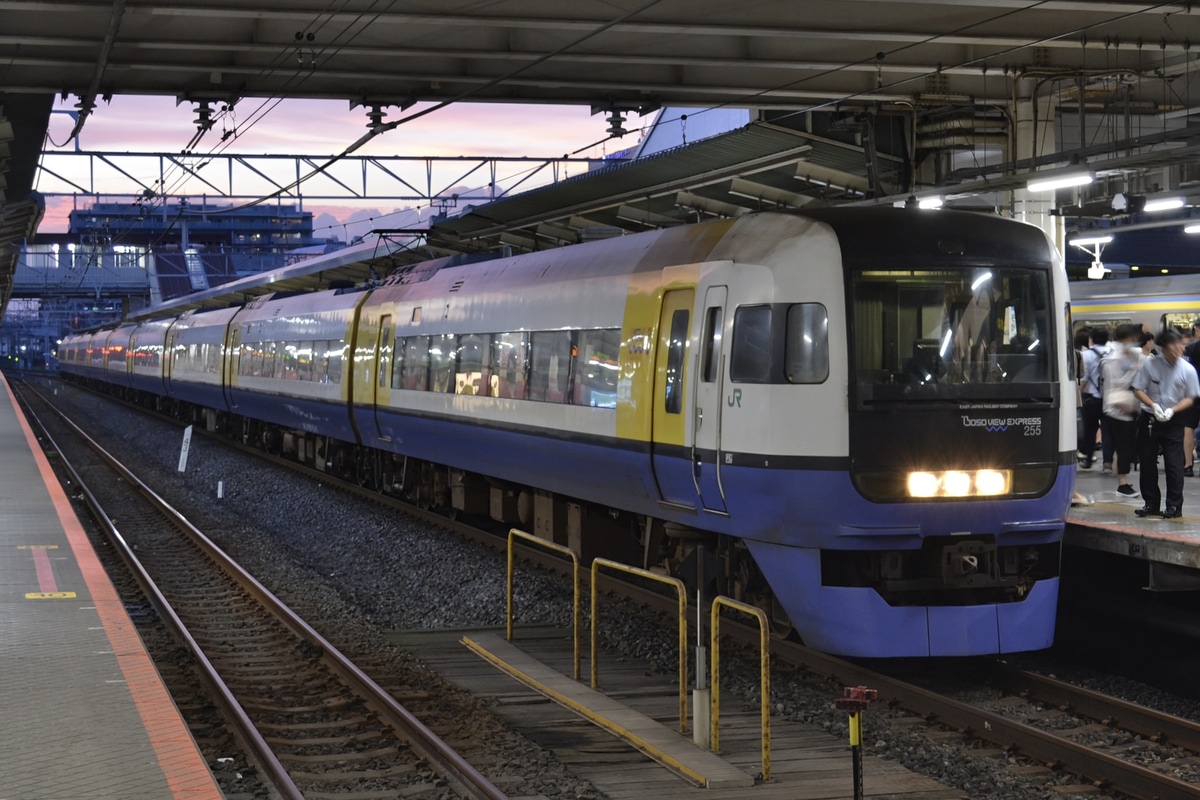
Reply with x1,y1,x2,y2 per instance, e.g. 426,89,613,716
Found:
27,375,1200,799
14,379,508,800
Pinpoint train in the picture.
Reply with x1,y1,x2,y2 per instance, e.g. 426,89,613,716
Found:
1070,273,1200,335
59,207,1075,658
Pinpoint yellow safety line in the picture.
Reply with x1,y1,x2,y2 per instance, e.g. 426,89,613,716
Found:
461,636,709,787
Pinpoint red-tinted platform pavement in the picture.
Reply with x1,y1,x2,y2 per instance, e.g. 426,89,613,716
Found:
0,373,222,799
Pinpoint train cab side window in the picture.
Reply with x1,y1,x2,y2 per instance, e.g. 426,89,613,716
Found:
528,331,574,403
456,333,491,396
430,334,456,393
730,306,773,383
493,332,530,399
785,303,829,383
701,306,723,383
664,311,689,413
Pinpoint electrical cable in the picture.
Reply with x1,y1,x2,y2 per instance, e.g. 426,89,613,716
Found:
200,0,668,215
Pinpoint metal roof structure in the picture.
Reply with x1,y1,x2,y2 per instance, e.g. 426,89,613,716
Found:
127,235,411,319
6,1,1200,317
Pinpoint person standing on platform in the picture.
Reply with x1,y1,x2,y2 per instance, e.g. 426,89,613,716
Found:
1132,329,1200,518
1182,319,1200,476
1102,324,1145,498
1140,329,1158,358
1074,327,1092,464
1079,327,1111,470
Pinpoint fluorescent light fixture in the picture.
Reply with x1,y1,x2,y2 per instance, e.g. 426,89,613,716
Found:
1069,235,1113,247
1026,171,1094,192
918,196,943,209
1143,197,1185,212
1186,224,1200,234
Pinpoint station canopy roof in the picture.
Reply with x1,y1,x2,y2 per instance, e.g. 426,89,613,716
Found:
7,1,1200,316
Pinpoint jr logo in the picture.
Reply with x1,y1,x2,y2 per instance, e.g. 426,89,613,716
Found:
726,388,742,407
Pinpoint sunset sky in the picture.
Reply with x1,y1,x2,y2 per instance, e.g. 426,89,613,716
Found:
37,95,652,238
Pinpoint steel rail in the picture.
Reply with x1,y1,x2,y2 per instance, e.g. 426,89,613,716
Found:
49,377,1200,799
987,662,1200,755
17,381,509,800
13,382,304,800
766,638,1200,800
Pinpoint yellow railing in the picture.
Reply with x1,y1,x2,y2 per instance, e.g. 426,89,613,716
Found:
590,557,688,734
506,528,581,681
710,596,770,781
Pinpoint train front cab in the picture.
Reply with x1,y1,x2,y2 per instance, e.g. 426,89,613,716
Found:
742,208,1073,658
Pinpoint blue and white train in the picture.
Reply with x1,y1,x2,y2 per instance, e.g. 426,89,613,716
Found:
60,207,1075,657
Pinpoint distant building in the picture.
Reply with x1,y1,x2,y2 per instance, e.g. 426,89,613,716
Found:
3,200,344,364
68,200,333,277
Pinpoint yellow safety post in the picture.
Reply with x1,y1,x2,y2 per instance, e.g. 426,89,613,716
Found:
709,596,770,781
506,528,581,681
836,686,878,800
590,557,688,734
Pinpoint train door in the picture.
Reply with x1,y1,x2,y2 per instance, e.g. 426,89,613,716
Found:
164,328,179,396
694,286,728,514
651,289,697,509
373,315,393,442
224,323,242,410
128,333,138,380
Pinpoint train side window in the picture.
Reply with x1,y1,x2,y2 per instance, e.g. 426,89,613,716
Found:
399,336,431,390
391,336,406,389
430,334,456,393
730,306,773,383
701,306,723,383
664,311,689,414
271,341,287,379
1064,303,1075,382
529,331,573,403
296,343,314,382
208,342,222,374
257,343,270,378
456,333,491,396
785,303,829,383
493,332,529,399
575,329,620,407
323,340,344,384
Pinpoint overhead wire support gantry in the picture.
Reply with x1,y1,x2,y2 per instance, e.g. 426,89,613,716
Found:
35,151,620,209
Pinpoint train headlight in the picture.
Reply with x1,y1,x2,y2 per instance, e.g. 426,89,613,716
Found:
975,469,1009,496
943,471,972,496
903,469,1013,498
907,472,940,497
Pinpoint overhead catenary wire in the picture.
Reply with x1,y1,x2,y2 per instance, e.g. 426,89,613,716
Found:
202,0,667,215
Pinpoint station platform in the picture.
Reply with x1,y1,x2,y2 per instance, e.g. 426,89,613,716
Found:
0,374,222,799
397,625,964,800
1068,463,1200,587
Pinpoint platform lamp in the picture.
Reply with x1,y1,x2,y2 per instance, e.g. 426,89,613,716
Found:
1069,234,1113,280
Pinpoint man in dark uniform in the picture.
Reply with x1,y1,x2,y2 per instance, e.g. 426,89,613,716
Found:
1132,330,1200,518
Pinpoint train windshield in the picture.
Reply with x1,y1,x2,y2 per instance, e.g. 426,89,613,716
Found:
850,267,1053,402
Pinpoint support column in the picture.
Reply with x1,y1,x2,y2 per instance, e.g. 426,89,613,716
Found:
1012,89,1065,248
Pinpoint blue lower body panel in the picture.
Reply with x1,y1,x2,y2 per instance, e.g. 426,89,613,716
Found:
358,409,658,507
230,390,357,443
744,541,1059,657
